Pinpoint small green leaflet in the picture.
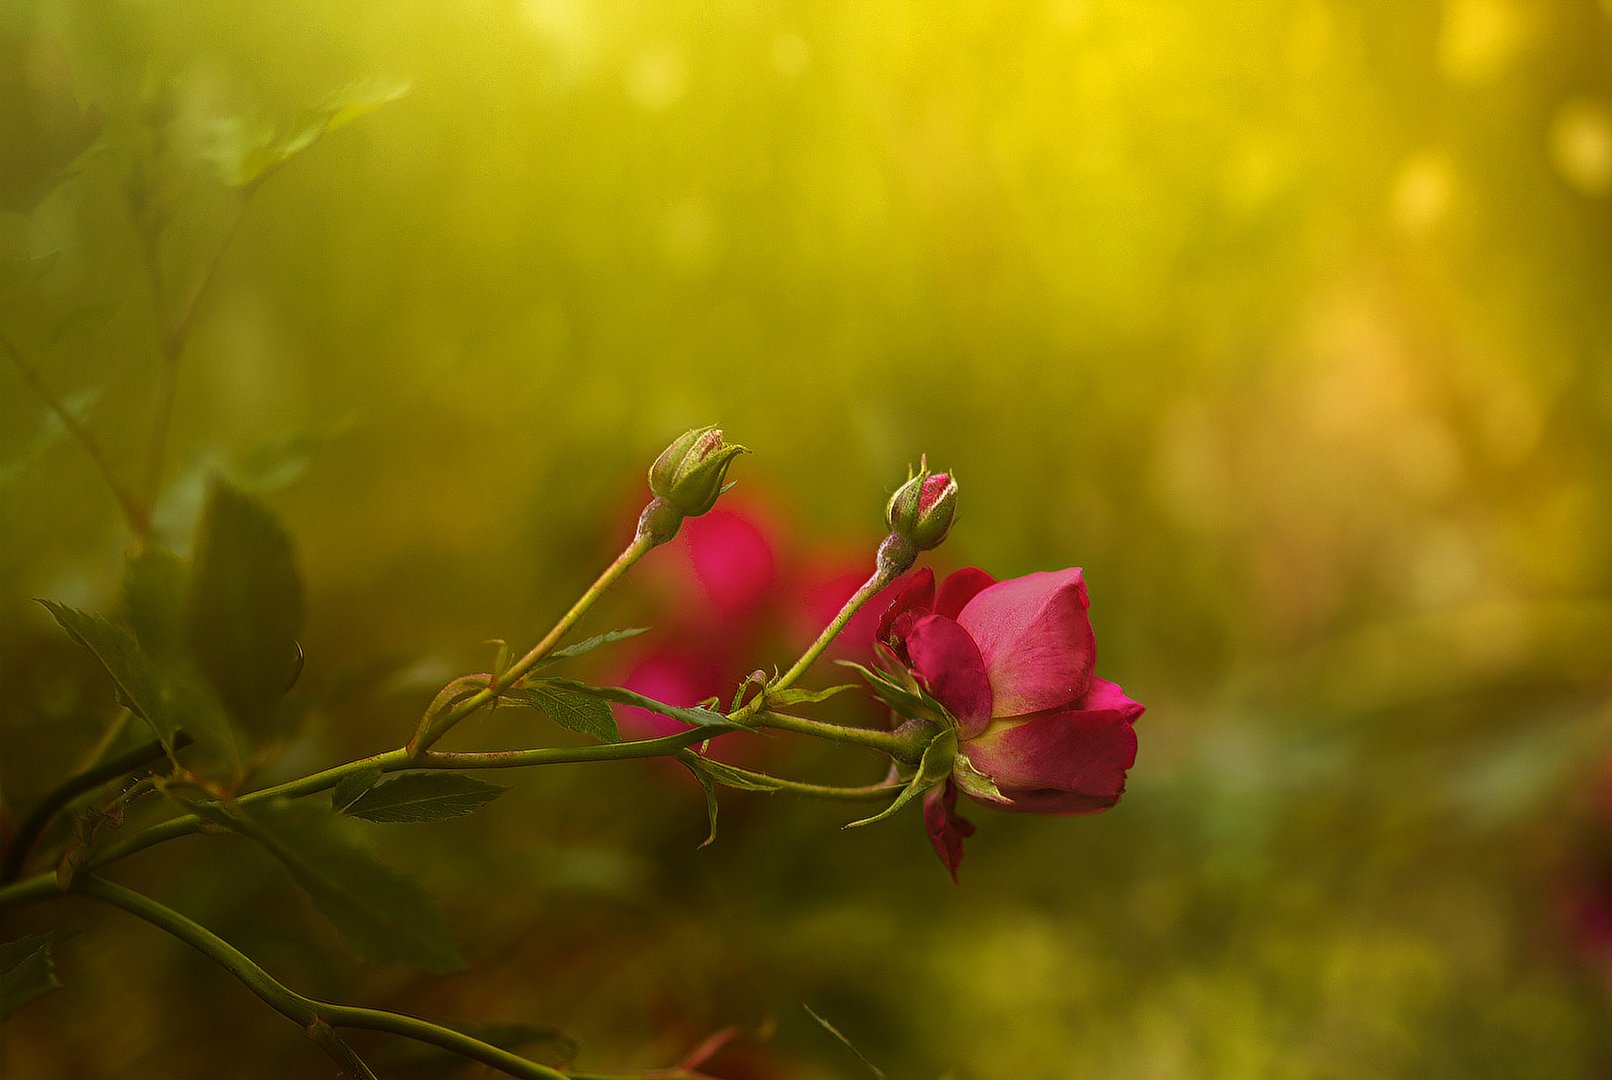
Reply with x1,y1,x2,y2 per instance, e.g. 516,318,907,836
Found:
536,627,649,667
342,773,507,823
39,600,177,749
223,800,464,972
331,766,384,812
765,684,858,708
0,933,62,1021
506,684,619,743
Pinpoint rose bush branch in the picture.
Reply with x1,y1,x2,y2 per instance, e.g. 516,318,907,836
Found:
73,875,569,1080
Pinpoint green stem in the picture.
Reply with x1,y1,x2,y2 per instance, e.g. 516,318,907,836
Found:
749,710,924,763
411,533,656,753
74,875,566,1080
1,734,188,883
2,732,711,894
768,571,887,697
678,754,900,800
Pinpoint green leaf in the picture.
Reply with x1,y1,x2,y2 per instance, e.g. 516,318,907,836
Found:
679,759,720,849
187,478,304,734
506,684,619,743
527,678,736,732
535,627,649,667
331,766,384,812
236,800,464,972
0,933,62,1021
344,773,507,823
39,600,177,748
952,754,1002,802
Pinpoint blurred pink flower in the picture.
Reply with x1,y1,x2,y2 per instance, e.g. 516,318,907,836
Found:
879,566,1143,878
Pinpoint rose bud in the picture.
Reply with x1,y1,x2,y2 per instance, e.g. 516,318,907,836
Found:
649,425,749,519
878,565,1143,879
885,463,958,553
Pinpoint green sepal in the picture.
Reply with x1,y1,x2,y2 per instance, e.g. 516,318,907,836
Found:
843,729,956,829
951,754,1002,802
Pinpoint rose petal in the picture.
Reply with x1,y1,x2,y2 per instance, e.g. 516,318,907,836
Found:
876,567,935,646
1077,677,1145,722
905,613,994,735
923,780,976,882
962,704,1137,815
935,567,996,620
956,568,1096,716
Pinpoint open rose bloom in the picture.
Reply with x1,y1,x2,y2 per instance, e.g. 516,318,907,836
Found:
877,566,1143,878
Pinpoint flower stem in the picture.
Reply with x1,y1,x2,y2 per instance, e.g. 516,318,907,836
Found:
680,754,901,800
411,533,656,753
750,710,924,763
1,328,150,536
767,572,887,698
74,875,568,1080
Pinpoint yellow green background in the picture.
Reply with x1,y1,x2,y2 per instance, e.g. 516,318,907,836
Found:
4,1,1612,1075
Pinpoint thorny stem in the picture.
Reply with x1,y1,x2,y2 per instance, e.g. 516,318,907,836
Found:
1,328,150,535
409,532,656,753
74,876,566,1080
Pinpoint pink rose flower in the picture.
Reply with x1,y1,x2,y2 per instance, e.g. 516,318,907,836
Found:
877,566,1143,878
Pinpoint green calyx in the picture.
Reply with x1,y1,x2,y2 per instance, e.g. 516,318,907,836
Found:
885,456,957,553
647,425,748,518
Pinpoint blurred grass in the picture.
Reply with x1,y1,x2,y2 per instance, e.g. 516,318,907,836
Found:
3,0,1612,1076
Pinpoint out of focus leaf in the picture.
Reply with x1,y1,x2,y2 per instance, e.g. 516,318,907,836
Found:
123,547,189,664
207,80,407,190
344,773,507,823
0,932,61,1021
120,548,242,771
506,684,619,743
0,384,100,490
187,478,304,734
38,600,176,749
237,799,464,972
331,766,383,812
0,34,104,212
535,627,649,666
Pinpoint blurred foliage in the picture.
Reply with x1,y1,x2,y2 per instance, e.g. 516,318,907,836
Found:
3,0,1612,1076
